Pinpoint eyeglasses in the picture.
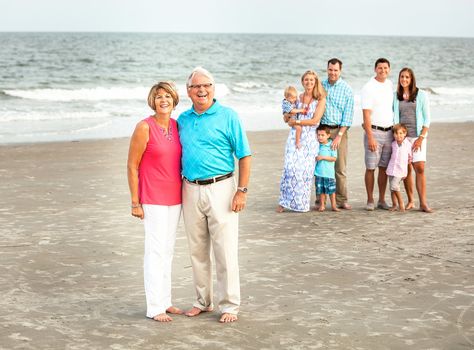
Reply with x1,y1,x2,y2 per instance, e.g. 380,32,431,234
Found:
188,83,213,90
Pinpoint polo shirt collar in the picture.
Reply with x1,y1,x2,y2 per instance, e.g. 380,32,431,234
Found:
191,99,220,116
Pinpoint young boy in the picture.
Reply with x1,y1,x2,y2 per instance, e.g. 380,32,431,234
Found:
386,123,412,212
282,86,306,149
314,124,340,212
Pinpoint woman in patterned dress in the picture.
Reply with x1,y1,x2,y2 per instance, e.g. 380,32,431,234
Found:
277,70,326,212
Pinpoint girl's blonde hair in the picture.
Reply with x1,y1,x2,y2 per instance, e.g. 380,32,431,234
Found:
284,85,298,98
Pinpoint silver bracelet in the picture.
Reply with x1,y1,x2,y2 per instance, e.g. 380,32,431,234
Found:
131,203,141,209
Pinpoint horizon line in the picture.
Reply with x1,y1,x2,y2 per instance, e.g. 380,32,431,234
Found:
0,30,473,39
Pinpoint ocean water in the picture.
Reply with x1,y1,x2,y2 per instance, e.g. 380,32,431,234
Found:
1,32,473,144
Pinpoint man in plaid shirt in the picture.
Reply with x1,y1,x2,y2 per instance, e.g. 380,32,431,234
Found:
319,58,354,210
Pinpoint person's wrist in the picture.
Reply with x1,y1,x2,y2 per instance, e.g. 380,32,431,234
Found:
237,186,248,193
131,203,141,208
338,131,344,136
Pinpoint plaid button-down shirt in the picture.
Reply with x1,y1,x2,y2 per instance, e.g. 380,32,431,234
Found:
321,78,354,127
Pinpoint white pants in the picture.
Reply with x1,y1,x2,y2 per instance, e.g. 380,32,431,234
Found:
142,204,181,318
182,176,240,315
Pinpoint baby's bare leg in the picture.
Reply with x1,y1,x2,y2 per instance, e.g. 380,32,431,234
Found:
294,125,302,149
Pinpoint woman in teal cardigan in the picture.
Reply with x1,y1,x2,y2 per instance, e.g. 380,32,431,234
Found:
393,68,433,213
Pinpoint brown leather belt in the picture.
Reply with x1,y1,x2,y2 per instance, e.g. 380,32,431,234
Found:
184,172,233,185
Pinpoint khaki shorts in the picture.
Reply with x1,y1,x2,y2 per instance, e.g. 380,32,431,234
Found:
364,129,394,169
389,175,403,192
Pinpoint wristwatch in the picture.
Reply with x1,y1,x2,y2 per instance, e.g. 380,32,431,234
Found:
237,187,248,193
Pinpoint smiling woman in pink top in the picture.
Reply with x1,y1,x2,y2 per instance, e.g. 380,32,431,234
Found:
127,81,183,322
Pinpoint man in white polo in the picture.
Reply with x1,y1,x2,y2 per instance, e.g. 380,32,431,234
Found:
361,58,394,211
178,67,251,323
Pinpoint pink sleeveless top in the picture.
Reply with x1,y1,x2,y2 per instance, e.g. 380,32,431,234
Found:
138,116,182,205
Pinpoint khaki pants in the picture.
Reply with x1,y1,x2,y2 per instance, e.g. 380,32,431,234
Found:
182,176,240,315
330,128,348,206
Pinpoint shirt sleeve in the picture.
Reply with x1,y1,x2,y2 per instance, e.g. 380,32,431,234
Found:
282,100,293,114
228,109,252,159
340,87,354,127
361,82,373,110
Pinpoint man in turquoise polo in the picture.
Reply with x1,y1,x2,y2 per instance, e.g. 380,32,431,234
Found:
178,67,251,323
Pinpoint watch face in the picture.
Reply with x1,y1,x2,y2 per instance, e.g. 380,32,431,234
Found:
239,187,248,193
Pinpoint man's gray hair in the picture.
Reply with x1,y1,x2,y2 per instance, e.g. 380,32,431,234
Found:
186,67,215,88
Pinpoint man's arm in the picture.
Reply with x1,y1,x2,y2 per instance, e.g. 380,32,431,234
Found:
363,109,377,152
232,155,251,212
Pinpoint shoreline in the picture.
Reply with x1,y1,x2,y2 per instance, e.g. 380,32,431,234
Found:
0,121,473,349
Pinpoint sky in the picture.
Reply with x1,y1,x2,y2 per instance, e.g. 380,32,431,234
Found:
1,0,473,38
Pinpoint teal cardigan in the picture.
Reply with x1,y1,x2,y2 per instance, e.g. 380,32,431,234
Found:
393,89,431,136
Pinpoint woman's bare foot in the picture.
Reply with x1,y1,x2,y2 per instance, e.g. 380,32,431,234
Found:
276,205,285,213
153,313,173,322
405,202,415,210
219,313,238,323
318,206,326,212
332,207,341,212
389,206,398,212
184,306,213,317
166,306,183,315
420,205,433,213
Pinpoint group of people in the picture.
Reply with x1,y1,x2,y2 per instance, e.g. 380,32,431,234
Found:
127,68,251,323
277,58,433,214
126,59,433,324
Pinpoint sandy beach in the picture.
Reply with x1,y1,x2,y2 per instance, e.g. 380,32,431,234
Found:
0,123,473,350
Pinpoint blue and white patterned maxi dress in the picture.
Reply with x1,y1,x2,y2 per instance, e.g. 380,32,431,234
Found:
278,99,319,212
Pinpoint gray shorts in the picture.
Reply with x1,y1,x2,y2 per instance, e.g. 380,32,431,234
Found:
388,175,403,192
364,129,393,169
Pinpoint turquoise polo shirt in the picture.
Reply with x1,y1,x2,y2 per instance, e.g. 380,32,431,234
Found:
178,99,251,181
314,140,338,179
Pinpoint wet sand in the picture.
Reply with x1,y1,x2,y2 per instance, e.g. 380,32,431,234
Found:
0,123,473,349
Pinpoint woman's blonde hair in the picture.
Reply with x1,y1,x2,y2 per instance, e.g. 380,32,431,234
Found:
301,70,326,100
147,81,179,111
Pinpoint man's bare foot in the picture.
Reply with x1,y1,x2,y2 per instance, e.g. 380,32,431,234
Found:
276,205,285,213
389,206,398,211
318,206,326,212
166,306,183,315
219,313,238,323
153,313,172,322
420,206,433,213
185,306,213,317
405,202,415,210
332,207,341,212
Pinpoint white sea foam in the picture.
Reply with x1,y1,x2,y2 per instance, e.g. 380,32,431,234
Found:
429,87,474,96
3,83,230,102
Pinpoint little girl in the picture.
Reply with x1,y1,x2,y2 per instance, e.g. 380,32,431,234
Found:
386,123,412,212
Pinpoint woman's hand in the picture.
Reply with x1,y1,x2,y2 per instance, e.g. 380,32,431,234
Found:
131,206,144,219
412,137,423,152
